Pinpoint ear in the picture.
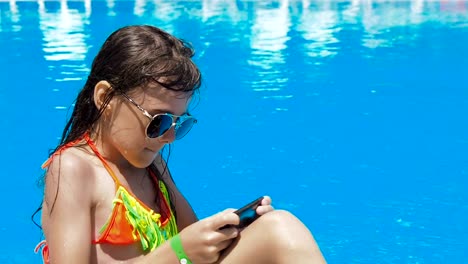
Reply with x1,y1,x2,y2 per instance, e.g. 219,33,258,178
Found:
93,80,113,110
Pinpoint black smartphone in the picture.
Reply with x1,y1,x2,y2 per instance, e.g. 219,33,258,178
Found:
220,196,264,230
233,196,264,229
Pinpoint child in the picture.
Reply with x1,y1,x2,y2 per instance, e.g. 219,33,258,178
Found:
35,25,326,264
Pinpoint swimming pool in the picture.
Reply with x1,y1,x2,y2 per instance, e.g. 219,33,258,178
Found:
1,0,467,263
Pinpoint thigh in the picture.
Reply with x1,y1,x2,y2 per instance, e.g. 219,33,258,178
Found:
216,210,326,264
216,216,272,264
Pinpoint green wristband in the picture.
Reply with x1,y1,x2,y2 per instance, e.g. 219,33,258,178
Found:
170,234,192,264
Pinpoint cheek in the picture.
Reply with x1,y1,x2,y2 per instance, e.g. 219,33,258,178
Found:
108,113,147,148
110,108,147,136
111,131,155,168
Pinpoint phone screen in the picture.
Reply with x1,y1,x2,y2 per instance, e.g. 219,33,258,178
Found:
234,197,263,228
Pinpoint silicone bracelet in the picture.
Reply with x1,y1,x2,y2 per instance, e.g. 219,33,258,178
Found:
170,234,192,264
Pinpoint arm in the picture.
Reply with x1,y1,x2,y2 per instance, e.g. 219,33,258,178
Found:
142,209,240,264
141,157,243,264
43,152,228,264
154,156,198,230
41,152,94,263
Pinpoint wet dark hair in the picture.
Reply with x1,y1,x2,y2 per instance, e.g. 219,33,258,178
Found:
65,24,201,144
33,25,202,228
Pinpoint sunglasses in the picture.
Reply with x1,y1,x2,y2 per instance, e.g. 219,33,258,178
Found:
119,92,197,140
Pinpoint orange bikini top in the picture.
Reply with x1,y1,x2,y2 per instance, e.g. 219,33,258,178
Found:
35,133,178,263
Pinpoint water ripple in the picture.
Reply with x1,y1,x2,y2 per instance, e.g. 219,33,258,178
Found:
38,1,91,81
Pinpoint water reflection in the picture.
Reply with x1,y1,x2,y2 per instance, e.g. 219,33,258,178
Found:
248,0,291,99
7,0,21,31
297,1,340,59
2,0,467,82
105,0,116,16
38,0,90,82
134,0,146,17
201,0,243,23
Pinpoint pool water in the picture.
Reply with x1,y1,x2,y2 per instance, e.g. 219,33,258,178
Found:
1,1,467,263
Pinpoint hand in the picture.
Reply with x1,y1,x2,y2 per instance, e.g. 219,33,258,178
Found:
256,195,274,216
178,209,240,264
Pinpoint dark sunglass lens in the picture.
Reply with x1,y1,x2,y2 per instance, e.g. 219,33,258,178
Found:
146,115,173,138
175,119,195,140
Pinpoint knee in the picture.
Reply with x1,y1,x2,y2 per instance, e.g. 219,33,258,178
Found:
257,209,298,230
254,210,318,250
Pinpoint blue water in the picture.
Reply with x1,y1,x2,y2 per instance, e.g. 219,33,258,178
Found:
1,1,467,263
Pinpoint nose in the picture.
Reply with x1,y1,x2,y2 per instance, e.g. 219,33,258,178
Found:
158,126,176,144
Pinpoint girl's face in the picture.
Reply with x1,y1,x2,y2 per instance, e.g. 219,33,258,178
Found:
103,83,192,168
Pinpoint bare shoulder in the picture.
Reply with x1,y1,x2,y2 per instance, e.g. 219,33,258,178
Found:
42,147,96,226
41,147,99,262
43,148,95,199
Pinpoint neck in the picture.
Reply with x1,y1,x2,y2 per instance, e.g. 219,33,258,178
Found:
87,130,144,174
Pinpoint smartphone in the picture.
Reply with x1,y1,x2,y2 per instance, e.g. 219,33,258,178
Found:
234,196,263,228
219,196,262,229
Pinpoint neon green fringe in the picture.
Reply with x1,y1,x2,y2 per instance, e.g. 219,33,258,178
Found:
116,181,178,251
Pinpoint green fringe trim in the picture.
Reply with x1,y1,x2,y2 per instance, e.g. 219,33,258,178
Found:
116,181,178,251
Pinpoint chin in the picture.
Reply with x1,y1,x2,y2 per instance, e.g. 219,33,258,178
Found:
131,162,150,169
130,159,154,168
131,153,157,168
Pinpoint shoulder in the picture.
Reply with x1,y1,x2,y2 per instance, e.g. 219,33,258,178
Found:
44,147,95,188
43,147,96,215
41,147,98,261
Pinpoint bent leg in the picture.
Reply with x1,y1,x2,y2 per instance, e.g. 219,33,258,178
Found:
217,210,326,264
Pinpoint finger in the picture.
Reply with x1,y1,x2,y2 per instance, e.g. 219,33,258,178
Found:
261,196,272,206
210,210,239,229
216,238,236,252
224,208,237,214
256,205,274,215
217,226,239,238
209,208,236,218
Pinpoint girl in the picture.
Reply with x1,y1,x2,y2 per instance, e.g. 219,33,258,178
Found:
35,25,326,264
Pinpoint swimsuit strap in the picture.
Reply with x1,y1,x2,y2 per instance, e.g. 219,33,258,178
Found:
41,136,86,169
148,166,160,185
83,133,122,187
42,132,154,190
